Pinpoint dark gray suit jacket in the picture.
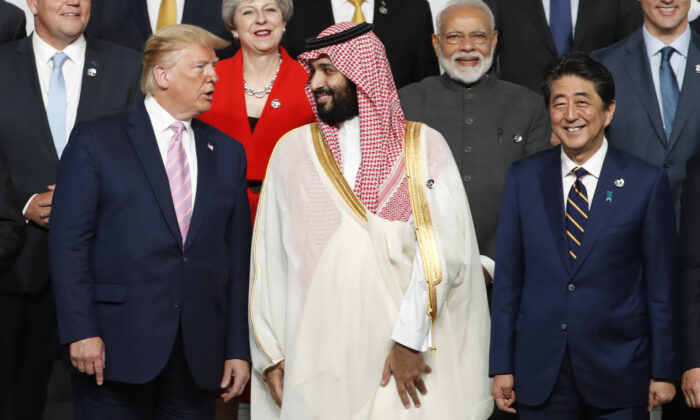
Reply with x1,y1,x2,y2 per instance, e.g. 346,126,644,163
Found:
592,28,700,220
486,0,642,92
0,35,143,294
0,0,25,45
0,151,23,277
399,74,550,257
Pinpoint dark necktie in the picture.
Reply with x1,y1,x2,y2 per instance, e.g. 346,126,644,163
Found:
659,46,679,141
566,167,588,264
550,0,573,56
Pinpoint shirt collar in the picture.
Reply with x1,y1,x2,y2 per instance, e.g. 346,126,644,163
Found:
642,23,691,58
32,32,87,66
561,138,608,179
144,95,193,135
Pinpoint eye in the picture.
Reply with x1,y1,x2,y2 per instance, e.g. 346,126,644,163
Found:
471,33,487,40
445,33,462,41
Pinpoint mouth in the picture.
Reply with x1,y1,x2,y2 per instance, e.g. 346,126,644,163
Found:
254,30,272,37
657,6,677,15
313,88,333,105
564,126,585,134
202,89,214,101
61,12,80,17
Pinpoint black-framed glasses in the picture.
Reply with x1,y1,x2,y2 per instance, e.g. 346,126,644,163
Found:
438,31,491,45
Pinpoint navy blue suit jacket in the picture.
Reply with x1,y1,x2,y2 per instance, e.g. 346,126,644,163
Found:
49,103,251,389
489,145,679,408
592,28,700,220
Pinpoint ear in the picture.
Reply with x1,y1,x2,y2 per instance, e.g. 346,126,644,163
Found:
604,100,617,127
431,33,440,59
491,30,499,52
27,0,38,15
153,65,170,90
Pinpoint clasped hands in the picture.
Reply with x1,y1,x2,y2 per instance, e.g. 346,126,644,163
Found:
265,342,431,409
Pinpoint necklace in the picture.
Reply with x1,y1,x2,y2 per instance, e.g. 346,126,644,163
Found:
244,54,282,98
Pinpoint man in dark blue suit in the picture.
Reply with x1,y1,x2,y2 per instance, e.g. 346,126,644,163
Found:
489,52,679,418
50,24,251,418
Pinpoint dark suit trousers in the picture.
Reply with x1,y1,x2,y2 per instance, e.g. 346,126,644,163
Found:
0,282,59,420
72,329,215,420
518,348,648,420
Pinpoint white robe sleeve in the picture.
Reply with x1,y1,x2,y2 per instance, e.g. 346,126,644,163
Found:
391,245,432,352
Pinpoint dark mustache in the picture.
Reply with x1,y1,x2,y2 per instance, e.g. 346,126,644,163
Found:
313,87,333,98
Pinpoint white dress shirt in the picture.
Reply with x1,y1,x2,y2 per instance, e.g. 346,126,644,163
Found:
23,33,86,216
147,0,185,32
337,116,431,351
561,138,608,210
642,24,690,128
144,95,198,207
542,0,579,35
331,0,375,24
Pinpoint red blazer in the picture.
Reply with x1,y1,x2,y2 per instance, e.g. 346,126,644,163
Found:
199,47,315,220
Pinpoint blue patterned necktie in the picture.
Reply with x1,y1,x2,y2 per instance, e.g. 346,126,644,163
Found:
47,52,68,158
550,0,573,55
566,167,588,265
659,46,679,141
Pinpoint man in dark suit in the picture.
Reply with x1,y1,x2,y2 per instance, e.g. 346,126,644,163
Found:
0,0,25,44
0,0,142,417
490,52,679,418
485,0,642,92
0,152,23,278
282,0,439,89
592,0,697,223
85,0,235,57
50,24,251,418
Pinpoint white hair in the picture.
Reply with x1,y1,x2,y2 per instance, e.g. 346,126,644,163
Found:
435,0,495,34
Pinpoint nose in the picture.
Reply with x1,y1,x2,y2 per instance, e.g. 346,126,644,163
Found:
459,35,475,51
564,103,578,120
309,72,324,91
255,10,267,24
207,64,218,83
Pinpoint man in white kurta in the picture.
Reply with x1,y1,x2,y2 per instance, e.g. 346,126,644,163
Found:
249,22,492,420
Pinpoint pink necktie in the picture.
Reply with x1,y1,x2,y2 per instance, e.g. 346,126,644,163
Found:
166,121,192,248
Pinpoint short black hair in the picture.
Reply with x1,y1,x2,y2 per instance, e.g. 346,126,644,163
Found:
541,52,615,108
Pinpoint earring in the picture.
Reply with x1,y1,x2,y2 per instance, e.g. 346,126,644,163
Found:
282,27,286,33
233,33,239,40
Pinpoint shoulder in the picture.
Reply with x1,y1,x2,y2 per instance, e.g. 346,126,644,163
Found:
86,36,142,65
399,76,443,101
0,1,24,21
510,146,559,174
606,145,666,182
0,36,27,58
491,77,543,104
591,30,639,63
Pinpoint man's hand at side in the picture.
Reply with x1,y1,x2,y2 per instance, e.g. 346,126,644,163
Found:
648,379,675,410
682,368,700,407
220,358,250,402
265,360,285,407
25,185,54,228
380,342,431,409
70,336,105,386
492,374,517,413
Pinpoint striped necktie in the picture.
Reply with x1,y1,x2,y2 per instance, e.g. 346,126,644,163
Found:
349,0,366,23
166,121,192,248
566,166,588,264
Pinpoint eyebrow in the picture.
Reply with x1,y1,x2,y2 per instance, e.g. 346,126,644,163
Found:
314,62,337,71
552,91,590,101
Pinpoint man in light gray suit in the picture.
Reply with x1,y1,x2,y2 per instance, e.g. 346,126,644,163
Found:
399,0,550,281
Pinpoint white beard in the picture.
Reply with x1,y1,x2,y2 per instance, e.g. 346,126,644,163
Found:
439,50,493,84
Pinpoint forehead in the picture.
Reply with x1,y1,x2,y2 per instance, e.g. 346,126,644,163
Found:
550,75,599,98
441,6,490,31
310,55,336,68
237,0,280,9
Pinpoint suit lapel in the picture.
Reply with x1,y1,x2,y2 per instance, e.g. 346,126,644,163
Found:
538,147,570,271
127,103,182,245
129,0,152,40
16,37,59,163
623,31,667,146
572,0,593,48
569,147,627,275
524,0,557,56
183,121,215,251
668,32,700,149
76,37,100,121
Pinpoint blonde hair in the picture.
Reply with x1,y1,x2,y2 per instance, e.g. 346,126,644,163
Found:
141,24,230,95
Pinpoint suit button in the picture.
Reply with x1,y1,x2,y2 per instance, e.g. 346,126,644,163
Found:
466,93,474,99
561,323,567,331
464,146,472,153
663,161,672,168
466,118,474,125
463,175,471,182
568,284,575,292
182,255,188,262
173,299,181,309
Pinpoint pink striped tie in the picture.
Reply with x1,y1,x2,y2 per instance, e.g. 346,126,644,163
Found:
166,121,192,248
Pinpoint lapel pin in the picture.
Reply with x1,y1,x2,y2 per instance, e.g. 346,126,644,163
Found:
86,67,97,77
379,0,388,14
606,191,613,202
271,99,281,109
512,134,523,143
614,178,624,188
207,142,214,151
426,179,435,189
695,64,700,74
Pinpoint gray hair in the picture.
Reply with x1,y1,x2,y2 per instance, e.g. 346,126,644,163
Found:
221,0,294,30
435,0,495,33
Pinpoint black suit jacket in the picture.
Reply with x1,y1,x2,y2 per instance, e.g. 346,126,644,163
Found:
486,0,642,92
0,0,25,45
692,17,700,35
0,151,23,277
85,0,236,58
0,35,143,294
282,0,439,89
681,154,700,371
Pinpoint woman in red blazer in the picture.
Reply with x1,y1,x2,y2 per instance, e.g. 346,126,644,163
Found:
199,0,314,222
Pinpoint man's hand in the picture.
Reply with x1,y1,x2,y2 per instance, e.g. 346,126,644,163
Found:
492,374,517,413
265,360,285,407
25,185,55,228
682,368,700,407
69,336,105,386
220,358,250,402
648,379,676,410
380,342,431,409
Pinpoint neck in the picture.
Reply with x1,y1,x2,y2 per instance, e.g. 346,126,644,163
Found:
152,94,194,122
241,47,281,87
35,29,79,51
644,21,688,45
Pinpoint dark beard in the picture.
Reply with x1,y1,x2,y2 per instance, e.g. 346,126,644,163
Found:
314,81,359,126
